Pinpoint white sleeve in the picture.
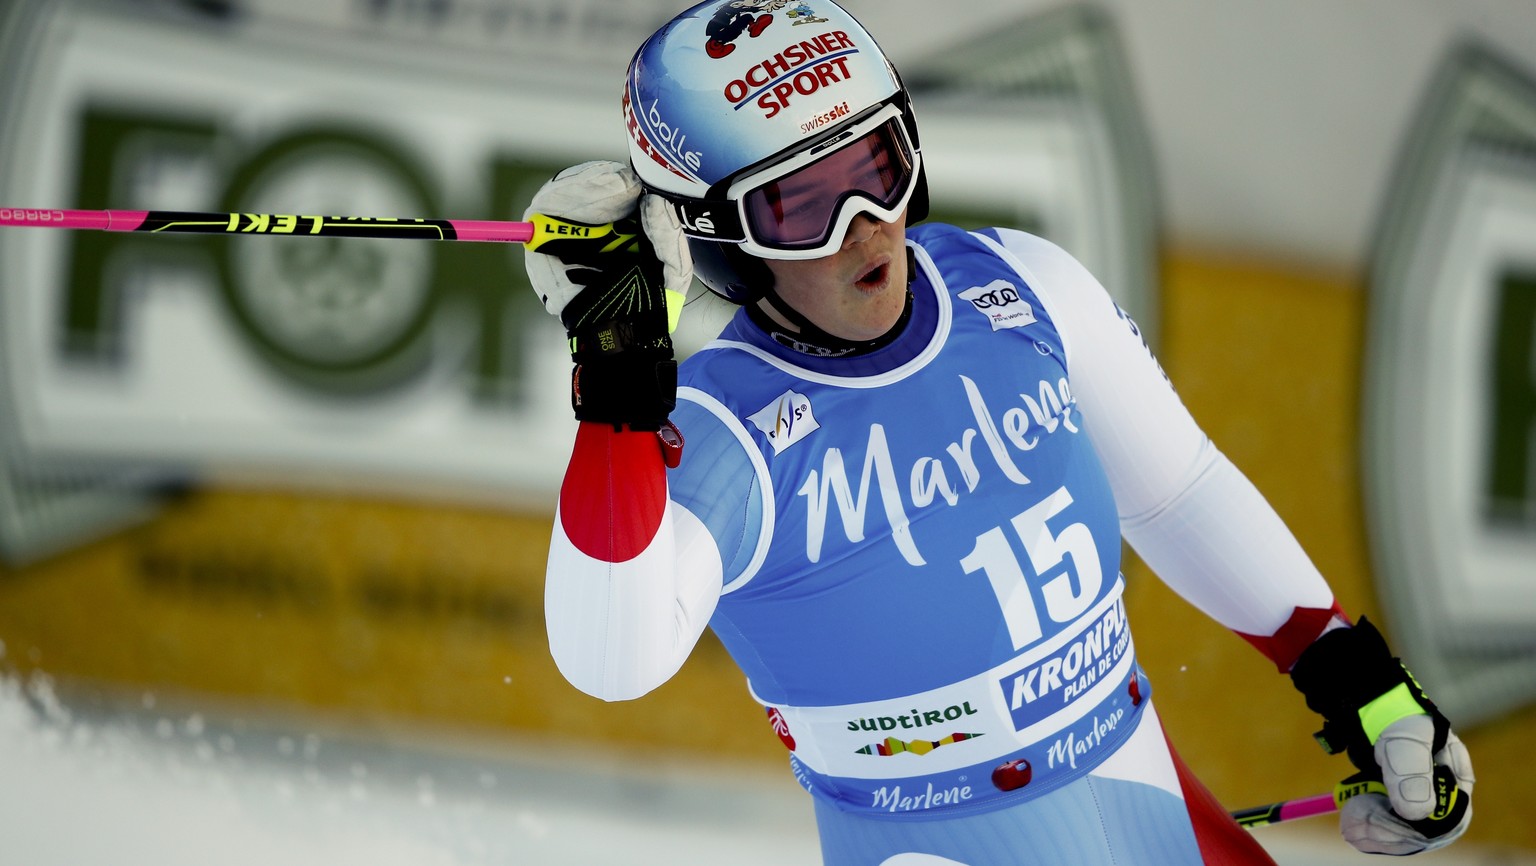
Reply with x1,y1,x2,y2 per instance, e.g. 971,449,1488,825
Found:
543,427,723,702
982,230,1335,638
545,498,723,702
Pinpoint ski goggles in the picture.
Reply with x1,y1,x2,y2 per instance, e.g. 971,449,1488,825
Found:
664,103,921,260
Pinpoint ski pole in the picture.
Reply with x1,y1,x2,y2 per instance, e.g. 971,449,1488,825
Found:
1231,792,1337,828
1233,765,1468,832
0,206,639,258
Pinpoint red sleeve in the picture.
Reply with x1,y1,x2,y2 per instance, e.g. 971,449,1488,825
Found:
558,422,669,563
1235,603,1352,673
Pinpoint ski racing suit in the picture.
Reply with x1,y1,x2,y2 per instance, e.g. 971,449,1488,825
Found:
544,223,1345,865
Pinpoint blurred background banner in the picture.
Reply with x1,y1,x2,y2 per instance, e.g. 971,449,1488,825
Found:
0,0,1153,562
0,0,632,558
0,0,1154,764
1,0,1535,862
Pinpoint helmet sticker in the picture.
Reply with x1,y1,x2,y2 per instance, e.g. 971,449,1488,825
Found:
801,100,851,136
705,3,835,58
623,88,705,183
722,29,860,119
705,1,785,59
786,5,830,26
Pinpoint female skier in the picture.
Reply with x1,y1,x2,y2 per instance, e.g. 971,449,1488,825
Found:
521,2,1474,863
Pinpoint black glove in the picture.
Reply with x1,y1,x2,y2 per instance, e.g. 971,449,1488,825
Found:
1290,617,1475,854
522,161,691,431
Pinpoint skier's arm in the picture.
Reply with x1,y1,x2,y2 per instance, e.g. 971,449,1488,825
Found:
544,422,722,700
985,228,1473,855
985,229,1339,667
523,161,721,701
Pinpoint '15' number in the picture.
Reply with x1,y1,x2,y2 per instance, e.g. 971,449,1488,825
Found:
959,486,1102,650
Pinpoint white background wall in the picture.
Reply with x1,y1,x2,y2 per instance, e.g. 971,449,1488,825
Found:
853,0,1536,270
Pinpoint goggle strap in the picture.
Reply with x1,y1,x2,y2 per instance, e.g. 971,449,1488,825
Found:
650,190,747,243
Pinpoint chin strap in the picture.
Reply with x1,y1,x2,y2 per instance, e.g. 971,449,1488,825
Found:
747,248,917,357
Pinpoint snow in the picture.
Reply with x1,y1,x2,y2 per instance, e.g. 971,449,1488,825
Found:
0,673,820,866
0,672,1525,866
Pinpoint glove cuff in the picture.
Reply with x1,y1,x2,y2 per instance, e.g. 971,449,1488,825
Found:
571,352,677,432
567,312,676,431
1289,616,1449,771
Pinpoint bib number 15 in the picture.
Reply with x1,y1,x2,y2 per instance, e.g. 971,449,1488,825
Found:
958,486,1102,650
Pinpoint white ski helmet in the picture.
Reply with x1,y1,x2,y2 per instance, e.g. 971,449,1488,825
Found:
624,0,928,302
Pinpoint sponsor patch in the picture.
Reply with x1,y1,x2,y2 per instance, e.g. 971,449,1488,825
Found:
748,389,819,454
960,280,1036,331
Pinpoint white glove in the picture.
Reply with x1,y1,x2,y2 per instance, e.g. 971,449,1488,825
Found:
1340,715,1475,855
520,160,693,430
1289,617,1475,858
521,160,692,327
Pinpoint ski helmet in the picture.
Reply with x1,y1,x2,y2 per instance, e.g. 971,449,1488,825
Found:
623,0,929,303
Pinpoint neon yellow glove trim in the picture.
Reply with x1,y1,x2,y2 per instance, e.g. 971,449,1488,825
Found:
1358,682,1425,744
665,287,686,335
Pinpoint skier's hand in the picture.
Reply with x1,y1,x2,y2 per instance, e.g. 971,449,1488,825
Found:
1334,716,1474,854
1290,617,1474,855
522,161,692,431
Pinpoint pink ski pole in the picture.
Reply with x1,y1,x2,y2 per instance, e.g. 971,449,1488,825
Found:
0,206,536,243
1231,792,1338,828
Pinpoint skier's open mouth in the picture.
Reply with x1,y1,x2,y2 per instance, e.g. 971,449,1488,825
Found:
856,262,889,291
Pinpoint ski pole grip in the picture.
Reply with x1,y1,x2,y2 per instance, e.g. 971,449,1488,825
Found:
1335,764,1469,839
523,213,642,262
